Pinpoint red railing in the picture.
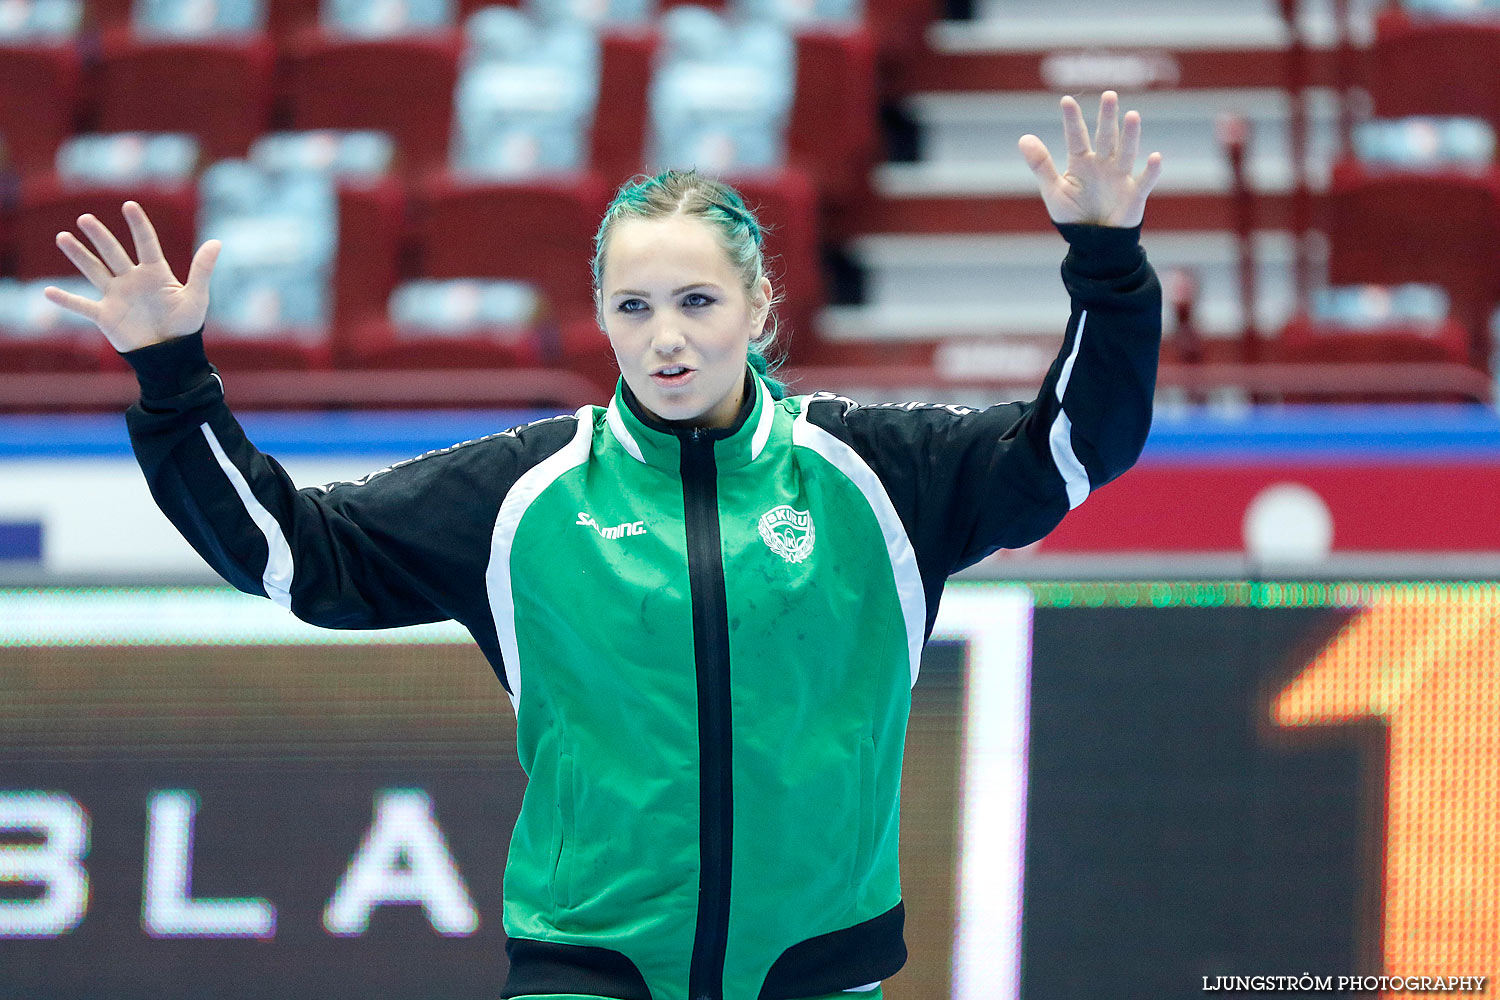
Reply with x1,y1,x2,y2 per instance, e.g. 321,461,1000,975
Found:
0,360,1489,412
0,368,609,412
781,362,1494,404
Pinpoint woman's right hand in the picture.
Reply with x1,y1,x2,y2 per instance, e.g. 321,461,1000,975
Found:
43,200,222,353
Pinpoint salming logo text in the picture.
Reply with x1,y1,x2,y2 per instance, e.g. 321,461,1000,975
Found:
577,512,647,539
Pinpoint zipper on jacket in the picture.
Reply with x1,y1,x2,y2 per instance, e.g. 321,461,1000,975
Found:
682,429,734,1000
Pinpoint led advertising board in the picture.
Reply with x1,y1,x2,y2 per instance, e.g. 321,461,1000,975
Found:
2,583,1495,999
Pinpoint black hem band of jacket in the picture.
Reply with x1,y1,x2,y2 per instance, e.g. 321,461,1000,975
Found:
119,325,214,402
497,903,907,999
1053,222,1144,280
759,900,908,999
500,937,653,1000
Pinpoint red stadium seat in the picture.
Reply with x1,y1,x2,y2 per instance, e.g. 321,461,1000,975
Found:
411,170,607,312
340,170,609,369
0,296,109,374
200,327,334,373
280,29,462,183
330,178,407,358
0,329,108,374
862,0,934,67
1323,160,1500,366
13,176,198,284
93,29,275,162
1368,9,1500,135
459,0,522,15
264,0,320,43
788,26,878,210
559,314,619,385
728,167,822,342
339,314,549,370
1274,314,1471,366
0,42,83,180
90,0,312,38
82,0,134,32
1270,313,1477,402
203,178,413,374
592,26,875,212
593,28,658,186
341,307,615,374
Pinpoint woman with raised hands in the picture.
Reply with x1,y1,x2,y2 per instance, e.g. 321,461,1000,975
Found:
45,91,1162,1000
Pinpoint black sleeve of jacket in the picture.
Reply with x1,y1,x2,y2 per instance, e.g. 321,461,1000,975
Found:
121,330,578,689
802,223,1160,631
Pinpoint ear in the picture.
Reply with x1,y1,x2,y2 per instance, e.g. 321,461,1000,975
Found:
751,276,773,339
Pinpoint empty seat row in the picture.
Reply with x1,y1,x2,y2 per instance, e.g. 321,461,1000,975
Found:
1314,6,1500,368
76,0,863,36
0,129,823,379
0,2,877,206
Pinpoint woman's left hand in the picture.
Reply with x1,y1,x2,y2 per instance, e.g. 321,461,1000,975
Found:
1018,90,1165,229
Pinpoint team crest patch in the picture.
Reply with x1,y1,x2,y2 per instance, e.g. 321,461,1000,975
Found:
757,505,815,564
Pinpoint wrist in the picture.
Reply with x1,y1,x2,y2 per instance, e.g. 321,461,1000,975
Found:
1055,222,1144,279
121,326,214,401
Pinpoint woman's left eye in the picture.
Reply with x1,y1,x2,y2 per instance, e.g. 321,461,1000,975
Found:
683,293,715,307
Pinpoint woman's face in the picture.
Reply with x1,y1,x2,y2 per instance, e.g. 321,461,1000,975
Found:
599,214,770,429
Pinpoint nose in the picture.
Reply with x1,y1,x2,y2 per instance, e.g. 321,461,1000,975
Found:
650,322,687,357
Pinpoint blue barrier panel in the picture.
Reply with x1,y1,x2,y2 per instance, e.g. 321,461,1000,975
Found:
4,405,1500,460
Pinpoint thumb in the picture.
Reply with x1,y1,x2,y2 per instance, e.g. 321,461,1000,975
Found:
1018,135,1061,187
185,239,222,296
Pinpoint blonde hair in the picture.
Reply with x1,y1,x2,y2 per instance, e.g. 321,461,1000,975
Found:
593,169,787,397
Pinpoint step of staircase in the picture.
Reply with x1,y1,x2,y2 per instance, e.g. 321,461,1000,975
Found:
818,229,1321,340
844,189,1302,235
933,0,1378,51
893,44,1350,95
896,88,1343,195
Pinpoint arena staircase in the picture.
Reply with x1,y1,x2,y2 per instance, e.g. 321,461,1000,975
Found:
806,0,1393,399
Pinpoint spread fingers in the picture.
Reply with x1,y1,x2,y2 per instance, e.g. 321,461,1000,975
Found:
122,201,166,265
1120,109,1142,173
42,284,103,325
76,213,134,275
55,231,115,291
1060,95,1092,161
1094,90,1120,159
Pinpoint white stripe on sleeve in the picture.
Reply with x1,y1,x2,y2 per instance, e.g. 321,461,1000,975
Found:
1048,310,1091,510
200,422,295,609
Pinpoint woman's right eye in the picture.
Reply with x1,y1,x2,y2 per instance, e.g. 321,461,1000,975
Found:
618,299,647,313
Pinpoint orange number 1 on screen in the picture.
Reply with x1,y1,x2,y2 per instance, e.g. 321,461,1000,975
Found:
1271,593,1500,990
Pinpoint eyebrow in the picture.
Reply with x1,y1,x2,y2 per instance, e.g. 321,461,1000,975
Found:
609,283,721,298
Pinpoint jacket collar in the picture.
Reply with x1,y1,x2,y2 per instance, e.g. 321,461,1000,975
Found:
607,367,776,472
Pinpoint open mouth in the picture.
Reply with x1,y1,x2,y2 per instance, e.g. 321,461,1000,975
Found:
650,366,695,387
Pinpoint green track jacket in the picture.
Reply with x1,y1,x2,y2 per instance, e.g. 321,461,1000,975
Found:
122,223,1161,1000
